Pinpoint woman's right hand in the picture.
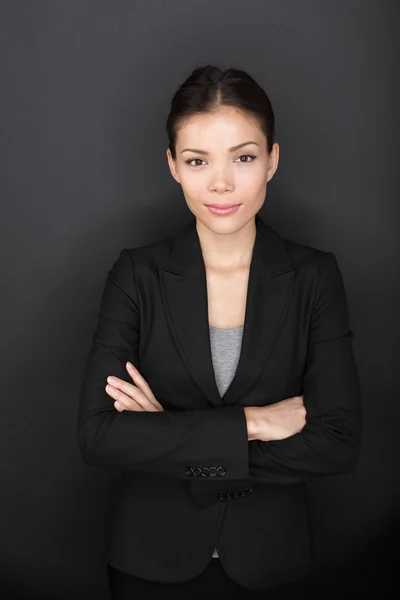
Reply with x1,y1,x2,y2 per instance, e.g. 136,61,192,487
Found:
245,395,306,442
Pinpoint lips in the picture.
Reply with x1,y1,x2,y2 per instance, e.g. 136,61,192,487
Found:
206,204,241,216
206,204,241,208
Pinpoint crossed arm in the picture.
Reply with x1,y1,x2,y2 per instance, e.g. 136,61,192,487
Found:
104,359,306,443
76,249,363,485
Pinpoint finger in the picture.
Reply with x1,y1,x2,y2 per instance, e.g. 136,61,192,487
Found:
106,376,150,408
114,400,128,412
114,398,144,412
126,363,161,407
105,384,145,411
106,384,144,411
106,373,163,412
126,363,157,401
125,364,165,411
106,379,160,412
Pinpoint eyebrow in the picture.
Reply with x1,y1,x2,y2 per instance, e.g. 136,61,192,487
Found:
180,141,260,155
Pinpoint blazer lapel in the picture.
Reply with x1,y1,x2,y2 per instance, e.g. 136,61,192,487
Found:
159,213,295,408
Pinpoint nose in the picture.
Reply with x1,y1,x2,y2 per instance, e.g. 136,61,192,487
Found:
210,175,234,194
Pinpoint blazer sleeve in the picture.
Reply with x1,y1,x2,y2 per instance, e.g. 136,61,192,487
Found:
248,251,363,484
76,249,250,481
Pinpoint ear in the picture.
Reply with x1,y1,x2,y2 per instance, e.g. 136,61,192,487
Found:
166,148,181,184
266,142,280,183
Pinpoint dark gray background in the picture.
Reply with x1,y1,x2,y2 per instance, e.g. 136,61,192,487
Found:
1,1,398,598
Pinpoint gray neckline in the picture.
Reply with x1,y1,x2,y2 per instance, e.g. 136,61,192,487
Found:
209,324,244,331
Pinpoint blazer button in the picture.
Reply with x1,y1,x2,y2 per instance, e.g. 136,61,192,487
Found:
226,493,232,500
232,492,239,499
239,490,246,496
216,466,226,476
193,467,202,477
209,466,217,477
185,466,193,476
201,466,210,476
217,493,225,501
248,488,254,494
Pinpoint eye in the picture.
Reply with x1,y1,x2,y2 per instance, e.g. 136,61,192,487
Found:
239,154,256,162
236,154,256,163
185,158,206,167
185,154,256,167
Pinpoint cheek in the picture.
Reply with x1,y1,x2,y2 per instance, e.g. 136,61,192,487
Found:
236,168,267,192
179,174,204,201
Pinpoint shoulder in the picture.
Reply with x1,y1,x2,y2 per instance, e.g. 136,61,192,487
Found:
108,230,175,284
258,216,337,278
123,235,173,272
279,233,344,290
284,237,329,267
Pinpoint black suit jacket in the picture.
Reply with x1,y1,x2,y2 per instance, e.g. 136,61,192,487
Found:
76,213,363,591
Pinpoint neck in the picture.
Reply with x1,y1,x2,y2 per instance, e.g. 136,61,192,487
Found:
196,217,256,273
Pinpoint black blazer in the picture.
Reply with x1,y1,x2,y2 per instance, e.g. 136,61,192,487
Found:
76,213,363,591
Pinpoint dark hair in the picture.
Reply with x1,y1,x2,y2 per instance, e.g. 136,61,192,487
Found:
165,64,276,160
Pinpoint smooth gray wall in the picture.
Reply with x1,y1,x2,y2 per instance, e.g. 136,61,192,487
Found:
1,1,398,598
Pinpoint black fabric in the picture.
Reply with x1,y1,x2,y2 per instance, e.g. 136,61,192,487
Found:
77,214,362,590
107,561,318,598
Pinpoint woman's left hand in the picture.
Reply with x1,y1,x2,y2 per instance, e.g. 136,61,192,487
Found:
105,362,164,412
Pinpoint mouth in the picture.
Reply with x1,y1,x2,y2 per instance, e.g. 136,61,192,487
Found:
205,203,241,208
205,204,242,216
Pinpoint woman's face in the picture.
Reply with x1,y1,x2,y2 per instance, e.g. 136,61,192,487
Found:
166,106,279,232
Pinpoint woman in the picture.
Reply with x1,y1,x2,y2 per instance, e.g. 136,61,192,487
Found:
76,64,362,597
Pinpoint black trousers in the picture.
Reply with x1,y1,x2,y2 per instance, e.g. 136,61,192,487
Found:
107,559,318,598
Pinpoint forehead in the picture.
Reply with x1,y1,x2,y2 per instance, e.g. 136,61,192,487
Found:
176,108,262,145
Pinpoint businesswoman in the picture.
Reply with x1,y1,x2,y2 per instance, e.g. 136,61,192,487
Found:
76,64,363,598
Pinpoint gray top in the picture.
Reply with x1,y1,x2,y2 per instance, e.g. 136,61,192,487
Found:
209,324,244,397
208,323,244,558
